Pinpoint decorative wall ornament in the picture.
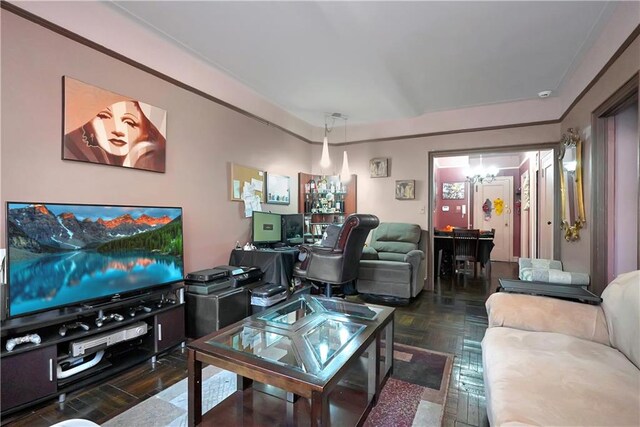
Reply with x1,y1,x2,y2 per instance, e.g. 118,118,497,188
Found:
395,180,415,200
62,76,167,173
266,173,290,205
442,182,465,200
559,128,586,241
522,170,530,211
370,158,389,178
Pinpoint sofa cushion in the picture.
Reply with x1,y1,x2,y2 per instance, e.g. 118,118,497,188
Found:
370,223,421,254
486,292,610,345
601,270,640,369
482,327,640,426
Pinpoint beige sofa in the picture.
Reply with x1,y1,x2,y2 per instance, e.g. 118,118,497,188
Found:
482,270,640,426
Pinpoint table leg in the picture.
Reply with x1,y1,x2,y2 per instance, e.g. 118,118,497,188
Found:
236,374,253,391
188,349,202,427
369,337,381,404
310,390,329,427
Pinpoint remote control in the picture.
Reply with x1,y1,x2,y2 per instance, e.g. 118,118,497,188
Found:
58,322,90,337
6,333,41,352
95,313,125,328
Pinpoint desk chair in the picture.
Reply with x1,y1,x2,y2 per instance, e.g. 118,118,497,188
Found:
293,214,379,297
452,228,480,279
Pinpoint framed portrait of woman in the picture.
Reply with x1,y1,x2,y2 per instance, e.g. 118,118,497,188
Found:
62,76,167,173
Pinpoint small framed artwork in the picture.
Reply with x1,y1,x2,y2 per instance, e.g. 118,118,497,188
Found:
266,173,290,205
442,182,465,200
395,180,415,200
370,158,389,178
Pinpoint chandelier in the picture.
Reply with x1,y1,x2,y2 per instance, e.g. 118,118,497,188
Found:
465,163,498,184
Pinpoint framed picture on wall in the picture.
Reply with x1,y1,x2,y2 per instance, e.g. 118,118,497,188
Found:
395,180,415,200
442,182,465,200
370,158,389,178
62,76,167,173
266,173,290,205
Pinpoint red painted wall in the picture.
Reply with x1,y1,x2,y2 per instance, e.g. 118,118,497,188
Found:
434,167,469,229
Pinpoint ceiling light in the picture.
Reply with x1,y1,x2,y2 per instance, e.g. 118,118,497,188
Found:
538,90,552,98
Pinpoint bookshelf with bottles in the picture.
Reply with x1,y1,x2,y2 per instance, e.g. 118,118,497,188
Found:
298,172,357,242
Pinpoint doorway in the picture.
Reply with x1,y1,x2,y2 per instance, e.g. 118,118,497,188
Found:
429,145,560,287
592,76,639,294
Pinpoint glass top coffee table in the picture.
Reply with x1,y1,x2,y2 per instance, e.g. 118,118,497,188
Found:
187,295,395,426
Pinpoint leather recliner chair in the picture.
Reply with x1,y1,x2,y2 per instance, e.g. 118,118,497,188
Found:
293,214,380,297
357,223,426,304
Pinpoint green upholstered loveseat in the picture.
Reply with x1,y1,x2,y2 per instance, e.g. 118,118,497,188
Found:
356,223,426,302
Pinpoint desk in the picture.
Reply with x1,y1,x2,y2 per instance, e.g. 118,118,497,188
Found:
434,236,495,277
229,248,299,288
498,279,602,304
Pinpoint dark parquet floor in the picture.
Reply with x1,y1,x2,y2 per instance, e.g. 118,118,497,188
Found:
2,261,517,427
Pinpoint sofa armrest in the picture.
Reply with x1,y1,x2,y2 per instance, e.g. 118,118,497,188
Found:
404,249,425,297
486,292,609,345
360,246,379,260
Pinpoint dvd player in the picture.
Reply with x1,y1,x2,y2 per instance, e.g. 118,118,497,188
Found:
70,321,148,357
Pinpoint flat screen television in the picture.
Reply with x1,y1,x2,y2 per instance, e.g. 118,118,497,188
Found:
252,211,282,245
282,213,304,245
6,202,184,318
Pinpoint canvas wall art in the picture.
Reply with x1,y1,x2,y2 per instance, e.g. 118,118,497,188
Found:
442,182,465,200
370,158,389,178
395,180,415,200
266,173,290,205
63,76,167,173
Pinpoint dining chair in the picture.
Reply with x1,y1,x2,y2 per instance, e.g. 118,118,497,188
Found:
452,228,480,279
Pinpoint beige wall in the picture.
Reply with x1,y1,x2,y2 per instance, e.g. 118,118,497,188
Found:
2,8,638,282
312,124,560,228
561,36,640,274
0,12,310,271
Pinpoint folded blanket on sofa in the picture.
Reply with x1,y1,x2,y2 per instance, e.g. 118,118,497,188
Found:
519,267,590,285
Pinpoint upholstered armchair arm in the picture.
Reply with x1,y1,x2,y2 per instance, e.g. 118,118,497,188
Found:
404,249,425,297
486,292,610,345
361,246,379,260
306,251,347,284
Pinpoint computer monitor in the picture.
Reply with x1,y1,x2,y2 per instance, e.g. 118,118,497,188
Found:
282,213,304,245
252,211,282,245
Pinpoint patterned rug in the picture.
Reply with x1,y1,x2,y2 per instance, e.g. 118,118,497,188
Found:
104,343,453,427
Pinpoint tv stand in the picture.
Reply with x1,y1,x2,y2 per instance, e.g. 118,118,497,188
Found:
0,283,185,416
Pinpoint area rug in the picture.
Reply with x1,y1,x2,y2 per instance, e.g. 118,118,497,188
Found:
104,344,453,427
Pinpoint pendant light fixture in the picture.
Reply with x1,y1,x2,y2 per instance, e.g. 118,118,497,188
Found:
320,124,331,169
340,115,351,183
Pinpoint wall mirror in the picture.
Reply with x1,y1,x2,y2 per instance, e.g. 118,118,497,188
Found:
559,128,586,241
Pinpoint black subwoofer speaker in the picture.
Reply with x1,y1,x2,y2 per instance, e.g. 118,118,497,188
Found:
185,287,249,339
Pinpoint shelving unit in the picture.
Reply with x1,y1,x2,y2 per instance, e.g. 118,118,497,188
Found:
298,172,357,242
0,284,185,416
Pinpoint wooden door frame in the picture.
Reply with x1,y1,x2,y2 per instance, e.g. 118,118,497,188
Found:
427,143,560,290
591,73,639,294
539,150,556,259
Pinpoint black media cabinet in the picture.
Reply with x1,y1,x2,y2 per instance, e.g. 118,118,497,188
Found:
0,283,186,416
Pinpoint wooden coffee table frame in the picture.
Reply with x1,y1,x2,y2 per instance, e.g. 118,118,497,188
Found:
187,296,394,426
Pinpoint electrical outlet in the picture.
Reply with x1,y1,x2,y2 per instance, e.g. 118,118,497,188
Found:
419,206,425,214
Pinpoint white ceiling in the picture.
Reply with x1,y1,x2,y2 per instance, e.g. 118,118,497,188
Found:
108,1,613,127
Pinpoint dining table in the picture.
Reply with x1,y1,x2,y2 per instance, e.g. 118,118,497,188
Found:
433,230,495,277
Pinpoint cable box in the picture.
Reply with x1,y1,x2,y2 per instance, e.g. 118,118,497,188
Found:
185,268,229,283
